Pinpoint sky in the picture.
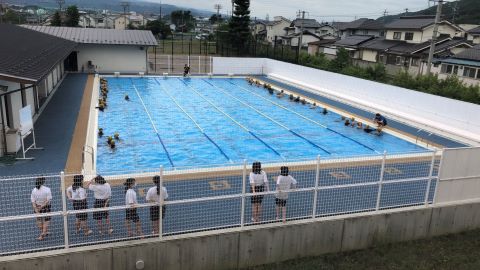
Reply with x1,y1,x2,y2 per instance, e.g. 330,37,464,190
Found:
157,0,433,21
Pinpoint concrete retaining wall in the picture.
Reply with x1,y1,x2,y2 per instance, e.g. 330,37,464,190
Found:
3,201,480,270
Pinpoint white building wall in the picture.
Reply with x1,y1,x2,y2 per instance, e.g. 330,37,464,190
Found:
361,49,377,62
385,30,423,43
76,44,147,73
266,20,290,43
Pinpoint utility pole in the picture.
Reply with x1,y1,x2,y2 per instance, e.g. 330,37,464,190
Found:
231,0,234,17
214,4,222,17
452,0,459,24
297,10,305,62
121,1,130,29
56,0,65,11
404,8,409,15
426,0,443,75
159,0,162,20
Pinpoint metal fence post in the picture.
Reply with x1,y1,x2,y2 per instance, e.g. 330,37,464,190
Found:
432,150,445,204
241,159,247,228
376,151,387,211
198,56,201,75
424,151,437,206
60,171,69,249
312,155,321,218
167,55,171,73
159,166,164,239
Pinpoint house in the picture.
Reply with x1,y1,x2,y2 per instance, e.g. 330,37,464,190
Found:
307,39,338,55
22,25,158,73
323,35,375,59
467,26,480,44
79,14,108,28
317,23,338,38
439,45,480,85
0,24,76,156
265,16,291,44
341,16,471,75
339,18,385,38
384,16,464,43
281,18,322,47
114,16,129,30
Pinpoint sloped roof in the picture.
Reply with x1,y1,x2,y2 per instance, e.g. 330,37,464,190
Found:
386,17,435,30
21,25,158,46
332,21,349,31
0,24,76,83
453,45,480,61
358,37,401,51
291,19,321,28
468,26,480,35
308,39,337,46
343,18,369,29
334,35,374,47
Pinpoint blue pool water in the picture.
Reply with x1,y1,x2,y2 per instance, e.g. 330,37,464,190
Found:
96,77,426,173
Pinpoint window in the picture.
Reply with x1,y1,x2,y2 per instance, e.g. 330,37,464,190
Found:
378,54,385,63
441,64,453,74
405,32,414,41
453,65,459,75
321,30,328,34
411,58,419,67
393,32,401,40
463,67,476,78
395,56,402,65
363,30,368,35
477,69,480,79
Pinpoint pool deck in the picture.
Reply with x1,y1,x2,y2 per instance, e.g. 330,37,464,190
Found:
254,76,467,148
0,74,88,177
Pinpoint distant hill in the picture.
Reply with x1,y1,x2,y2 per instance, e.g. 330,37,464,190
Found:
6,0,214,16
378,0,480,25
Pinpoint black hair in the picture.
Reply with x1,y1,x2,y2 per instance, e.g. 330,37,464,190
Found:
124,178,135,193
153,175,161,195
35,177,46,190
376,113,381,117
252,161,262,174
280,166,289,176
73,175,84,191
95,175,106,185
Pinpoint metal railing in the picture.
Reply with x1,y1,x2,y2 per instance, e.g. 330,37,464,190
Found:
0,151,441,256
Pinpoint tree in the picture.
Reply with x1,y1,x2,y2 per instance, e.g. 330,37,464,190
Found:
3,9,26,24
170,10,194,32
329,47,350,72
65,5,79,27
209,14,224,24
229,0,251,53
51,11,62,26
145,19,172,38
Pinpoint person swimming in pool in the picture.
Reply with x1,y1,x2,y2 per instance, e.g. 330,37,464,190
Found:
276,90,285,98
310,102,317,109
364,125,375,133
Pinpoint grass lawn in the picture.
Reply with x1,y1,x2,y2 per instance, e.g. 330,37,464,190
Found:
243,229,480,270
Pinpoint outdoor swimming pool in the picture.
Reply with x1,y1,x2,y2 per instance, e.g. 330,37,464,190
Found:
96,77,427,173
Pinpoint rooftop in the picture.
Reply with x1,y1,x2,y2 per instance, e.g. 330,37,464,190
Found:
453,44,480,61
385,16,441,30
468,26,480,35
0,24,76,83
21,25,158,46
334,35,375,47
290,18,321,28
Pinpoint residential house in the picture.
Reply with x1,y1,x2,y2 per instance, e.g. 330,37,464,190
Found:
316,22,337,38
307,39,338,55
265,16,291,44
467,26,480,44
282,19,322,47
439,45,480,85
114,16,129,30
352,16,469,75
323,35,375,59
79,14,108,28
339,18,385,38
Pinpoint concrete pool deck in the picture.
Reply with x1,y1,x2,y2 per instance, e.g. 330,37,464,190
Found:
0,74,89,177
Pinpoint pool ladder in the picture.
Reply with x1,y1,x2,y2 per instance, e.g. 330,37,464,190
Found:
415,129,433,148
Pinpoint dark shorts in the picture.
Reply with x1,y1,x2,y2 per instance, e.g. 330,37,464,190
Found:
251,185,265,204
275,198,287,207
126,208,140,223
150,205,166,221
93,199,109,220
73,199,88,221
36,204,52,222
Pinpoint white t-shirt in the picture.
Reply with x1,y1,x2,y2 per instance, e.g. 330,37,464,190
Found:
31,186,52,205
145,186,168,203
67,186,87,201
276,175,297,200
249,171,268,186
125,189,137,205
89,183,112,200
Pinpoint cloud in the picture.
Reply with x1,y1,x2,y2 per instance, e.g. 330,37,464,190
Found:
156,0,430,20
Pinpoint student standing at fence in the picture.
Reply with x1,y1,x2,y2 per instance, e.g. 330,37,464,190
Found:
250,161,269,223
31,177,52,240
87,175,113,235
124,178,143,237
275,166,297,223
145,175,168,235
67,175,93,236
